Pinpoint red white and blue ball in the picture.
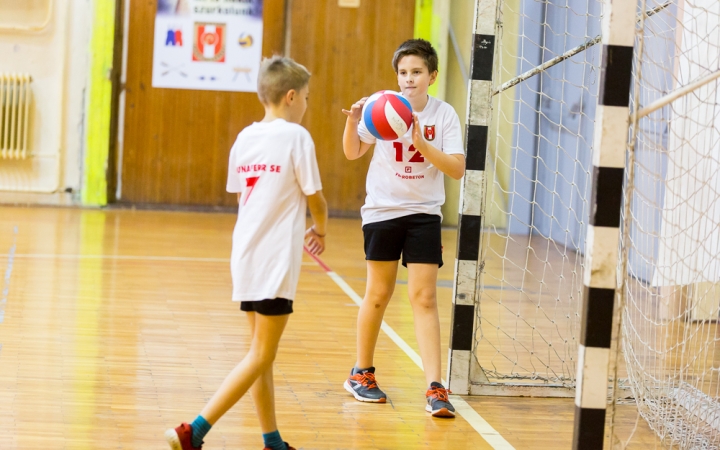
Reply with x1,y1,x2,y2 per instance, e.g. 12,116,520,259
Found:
361,90,413,141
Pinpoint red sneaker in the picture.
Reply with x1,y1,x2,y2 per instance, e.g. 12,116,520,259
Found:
263,444,296,450
165,423,202,450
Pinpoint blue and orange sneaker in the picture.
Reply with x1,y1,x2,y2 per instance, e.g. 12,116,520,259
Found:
426,382,456,418
344,367,387,403
165,423,202,450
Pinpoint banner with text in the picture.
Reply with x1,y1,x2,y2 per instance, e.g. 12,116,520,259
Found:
152,0,264,92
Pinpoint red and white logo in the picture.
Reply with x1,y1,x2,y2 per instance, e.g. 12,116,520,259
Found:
243,176,259,205
193,23,226,62
424,125,436,141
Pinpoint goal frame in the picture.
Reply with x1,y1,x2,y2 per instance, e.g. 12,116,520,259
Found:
447,0,646,406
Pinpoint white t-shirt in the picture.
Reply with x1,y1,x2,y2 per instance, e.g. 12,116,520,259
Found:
226,119,322,302
358,95,464,225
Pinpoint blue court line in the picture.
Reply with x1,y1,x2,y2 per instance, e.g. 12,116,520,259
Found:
0,227,18,345
339,275,510,291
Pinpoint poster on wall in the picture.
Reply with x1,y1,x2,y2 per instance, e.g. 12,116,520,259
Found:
151,0,264,92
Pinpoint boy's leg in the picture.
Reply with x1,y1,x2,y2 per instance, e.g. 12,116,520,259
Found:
200,312,289,424
247,312,290,450
246,312,277,433
407,262,455,418
356,260,398,368
166,311,289,450
344,259,397,403
406,263,442,385
251,366,277,430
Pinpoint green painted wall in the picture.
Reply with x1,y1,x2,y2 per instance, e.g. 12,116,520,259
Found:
82,0,116,206
414,0,444,97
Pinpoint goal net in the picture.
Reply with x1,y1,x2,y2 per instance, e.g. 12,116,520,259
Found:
462,0,720,444
469,0,602,394
615,0,720,447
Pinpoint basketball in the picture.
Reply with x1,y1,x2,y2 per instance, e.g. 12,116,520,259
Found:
361,90,413,141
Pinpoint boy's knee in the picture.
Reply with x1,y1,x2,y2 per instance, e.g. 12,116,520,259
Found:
411,289,437,310
249,347,277,369
365,290,393,307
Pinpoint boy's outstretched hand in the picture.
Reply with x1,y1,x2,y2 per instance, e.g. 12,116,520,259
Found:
342,97,368,122
304,227,325,255
411,113,428,153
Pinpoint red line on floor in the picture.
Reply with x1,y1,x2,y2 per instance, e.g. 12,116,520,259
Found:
303,246,332,273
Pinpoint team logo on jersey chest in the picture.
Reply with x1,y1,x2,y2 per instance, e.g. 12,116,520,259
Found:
424,125,436,141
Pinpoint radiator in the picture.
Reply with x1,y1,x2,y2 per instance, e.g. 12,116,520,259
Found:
0,73,32,160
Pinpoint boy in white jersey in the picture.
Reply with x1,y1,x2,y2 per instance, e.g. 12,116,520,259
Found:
166,56,327,450
341,39,465,418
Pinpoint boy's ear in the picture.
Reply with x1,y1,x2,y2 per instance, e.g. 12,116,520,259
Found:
429,70,439,86
285,89,296,105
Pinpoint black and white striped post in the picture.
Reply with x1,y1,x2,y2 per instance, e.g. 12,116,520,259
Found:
447,0,498,395
573,0,637,447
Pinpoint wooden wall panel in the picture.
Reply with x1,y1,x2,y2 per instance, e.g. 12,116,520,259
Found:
288,0,416,215
120,0,414,213
120,0,285,207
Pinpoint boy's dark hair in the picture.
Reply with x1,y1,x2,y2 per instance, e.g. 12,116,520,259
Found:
257,56,311,105
392,39,439,74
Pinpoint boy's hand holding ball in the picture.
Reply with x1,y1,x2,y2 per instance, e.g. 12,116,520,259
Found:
342,97,368,122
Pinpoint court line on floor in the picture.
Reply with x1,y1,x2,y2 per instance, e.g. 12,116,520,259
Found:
0,253,315,266
1,253,231,262
303,248,516,450
3,253,510,291
0,227,19,354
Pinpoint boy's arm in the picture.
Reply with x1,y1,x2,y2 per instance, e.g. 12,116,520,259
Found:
342,98,372,160
305,191,328,255
411,114,466,180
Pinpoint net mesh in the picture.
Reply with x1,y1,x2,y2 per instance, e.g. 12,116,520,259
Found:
472,0,602,388
618,0,720,447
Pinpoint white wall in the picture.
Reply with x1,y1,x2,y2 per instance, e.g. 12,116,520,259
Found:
0,0,91,205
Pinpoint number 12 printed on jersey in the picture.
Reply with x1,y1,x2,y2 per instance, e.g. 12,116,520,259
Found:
393,142,425,163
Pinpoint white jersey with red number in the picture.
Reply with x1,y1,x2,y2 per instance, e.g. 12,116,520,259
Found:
358,95,464,225
226,119,322,302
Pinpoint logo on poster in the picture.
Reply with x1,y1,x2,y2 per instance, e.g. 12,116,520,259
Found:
193,23,226,62
238,33,254,48
165,28,183,46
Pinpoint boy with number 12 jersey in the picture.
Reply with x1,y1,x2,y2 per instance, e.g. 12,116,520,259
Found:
359,93,464,225
341,39,465,418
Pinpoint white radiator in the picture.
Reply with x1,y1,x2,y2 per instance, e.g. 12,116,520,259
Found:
0,73,32,160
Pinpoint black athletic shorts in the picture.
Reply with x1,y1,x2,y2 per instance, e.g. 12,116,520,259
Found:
362,213,443,267
240,298,294,316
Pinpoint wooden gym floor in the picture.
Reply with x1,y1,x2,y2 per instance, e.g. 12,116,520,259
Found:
0,206,660,449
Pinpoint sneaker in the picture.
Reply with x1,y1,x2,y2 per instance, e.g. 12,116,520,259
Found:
343,367,387,403
425,382,456,418
165,423,202,450
263,443,296,450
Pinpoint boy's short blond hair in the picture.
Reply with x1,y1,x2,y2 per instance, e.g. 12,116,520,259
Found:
257,56,311,105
